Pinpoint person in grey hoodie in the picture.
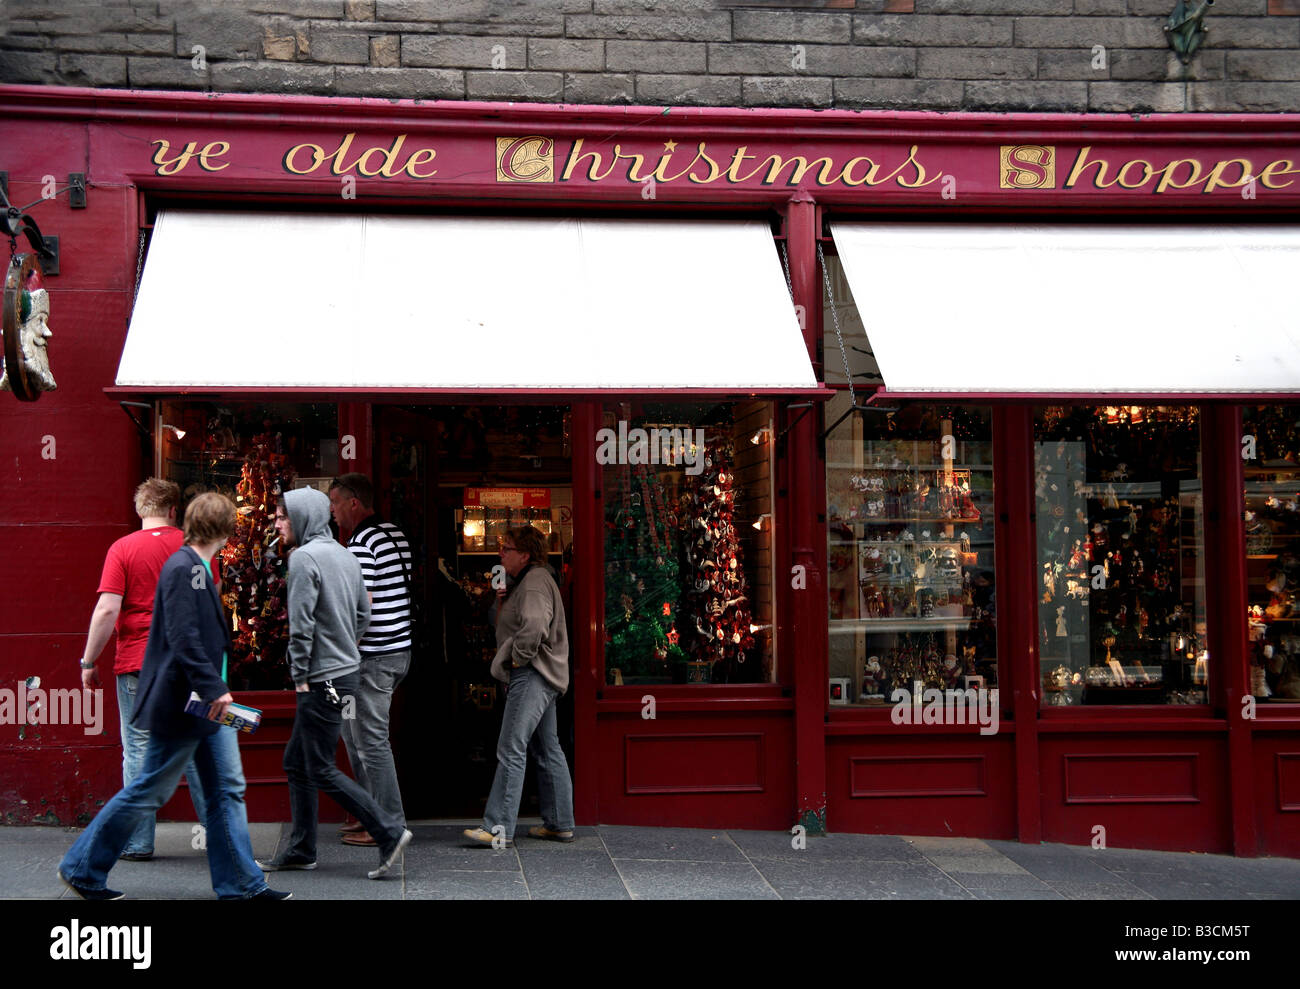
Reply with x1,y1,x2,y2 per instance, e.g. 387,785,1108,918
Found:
260,487,412,879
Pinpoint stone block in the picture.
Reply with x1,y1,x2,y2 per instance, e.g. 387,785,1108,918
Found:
742,75,834,107
634,72,743,105
834,77,963,109
402,34,526,68
211,60,336,94
527,38,604,71
605,39,705,72
965,79,1088,110
334,65,464,97
917,47,1035,78
563,71,635,103
465,69,564,99
565,13,732,41
733,10,852,43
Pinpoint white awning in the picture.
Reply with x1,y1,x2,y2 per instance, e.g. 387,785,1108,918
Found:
830,223,1300,396
117,211,821,395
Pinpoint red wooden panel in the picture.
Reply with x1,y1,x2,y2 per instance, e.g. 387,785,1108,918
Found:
0,121,89,179
1275,752,1300,812
0,528,136,633
625,732,764,794
1063,753,1200,804
4,183,134,291
849,754,986,798
1251,737,1300,858
1040,734,1229,853
596,712,793,829
827,735,1017,839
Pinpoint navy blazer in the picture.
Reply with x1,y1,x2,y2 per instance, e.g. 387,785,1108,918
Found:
132,545,234,739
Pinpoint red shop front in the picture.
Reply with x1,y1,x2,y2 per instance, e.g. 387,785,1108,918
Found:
2,85,1298,857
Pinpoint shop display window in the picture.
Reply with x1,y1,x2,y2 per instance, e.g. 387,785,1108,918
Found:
160,401,339,690
601,401,775,685
825,398,997,708
1243,405,1300,703
1034,406,1206,706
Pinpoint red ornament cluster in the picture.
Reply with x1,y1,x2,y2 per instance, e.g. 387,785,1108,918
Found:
219,432,295,689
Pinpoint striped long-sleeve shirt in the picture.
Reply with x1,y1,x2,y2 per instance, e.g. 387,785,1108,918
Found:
347,519,413,656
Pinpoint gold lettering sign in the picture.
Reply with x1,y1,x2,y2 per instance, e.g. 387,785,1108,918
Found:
1000,145,1055,189
496,136,554,182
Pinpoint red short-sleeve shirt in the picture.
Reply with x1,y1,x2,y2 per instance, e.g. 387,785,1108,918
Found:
97,525,185,675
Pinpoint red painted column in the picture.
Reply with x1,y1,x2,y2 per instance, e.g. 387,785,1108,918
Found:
785,193,829,833
338,401,373,477
1203,405,1256,856
996,406,1042,844
572,400,601,824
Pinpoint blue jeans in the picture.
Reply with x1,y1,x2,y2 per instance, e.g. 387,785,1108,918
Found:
483,665,574,840
60,726,267,899
116,673,208,855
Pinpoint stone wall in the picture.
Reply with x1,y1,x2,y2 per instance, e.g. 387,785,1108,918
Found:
1,0,1297,112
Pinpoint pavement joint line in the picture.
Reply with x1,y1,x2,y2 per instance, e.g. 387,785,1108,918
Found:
600,829,636,901
725,830,784,901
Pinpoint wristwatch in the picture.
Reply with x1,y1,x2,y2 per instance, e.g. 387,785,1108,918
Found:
79,660,95,669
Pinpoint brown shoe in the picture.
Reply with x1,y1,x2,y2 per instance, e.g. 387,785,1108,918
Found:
341,830,377,846
339,819,365,835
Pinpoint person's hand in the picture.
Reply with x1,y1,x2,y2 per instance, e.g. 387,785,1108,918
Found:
496,585,507,600
80,665,100,691
207,692,233,722
295,681,310,693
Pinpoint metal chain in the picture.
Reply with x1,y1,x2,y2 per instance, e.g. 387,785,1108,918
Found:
779,240,794,301
818,241,855,409
132,229,146,311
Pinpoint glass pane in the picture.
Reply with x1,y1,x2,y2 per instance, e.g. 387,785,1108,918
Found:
601,401,775,686
826,399,997,709
1243,405,1300,703
1034,406,1206,706
161,400,339,690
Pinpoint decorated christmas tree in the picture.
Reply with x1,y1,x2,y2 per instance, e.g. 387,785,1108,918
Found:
680,439,755,682
604,460,687,681
219,432,296,690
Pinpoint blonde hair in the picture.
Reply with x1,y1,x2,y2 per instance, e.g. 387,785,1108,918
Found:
135,478,180,519
183,492,236,546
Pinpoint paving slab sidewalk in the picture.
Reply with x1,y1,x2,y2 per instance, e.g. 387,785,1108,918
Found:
5,821,1297,900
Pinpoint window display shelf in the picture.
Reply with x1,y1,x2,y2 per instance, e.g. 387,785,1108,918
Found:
830,617,973,634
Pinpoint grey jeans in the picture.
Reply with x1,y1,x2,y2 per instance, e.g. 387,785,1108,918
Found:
483,664,574,840
340,650,410,828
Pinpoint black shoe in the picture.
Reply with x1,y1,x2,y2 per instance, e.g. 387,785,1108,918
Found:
248,887,293,900
58,869,124,901
255,858,317,872
119,852,153,862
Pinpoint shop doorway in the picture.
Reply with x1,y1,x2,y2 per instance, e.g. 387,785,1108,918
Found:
370,404,575,819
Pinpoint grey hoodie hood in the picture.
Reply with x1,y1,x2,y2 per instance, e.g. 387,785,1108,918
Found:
284,487,332,547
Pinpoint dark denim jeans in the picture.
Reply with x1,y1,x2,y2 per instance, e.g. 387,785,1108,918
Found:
283,673,404,862
60,726,266,898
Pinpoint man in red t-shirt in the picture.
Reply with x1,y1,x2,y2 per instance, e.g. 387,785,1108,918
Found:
79,478,207,860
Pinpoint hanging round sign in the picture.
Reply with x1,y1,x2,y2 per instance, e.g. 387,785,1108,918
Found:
1,253,57,402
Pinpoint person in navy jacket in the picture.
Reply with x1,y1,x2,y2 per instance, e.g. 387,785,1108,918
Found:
57,492,289,900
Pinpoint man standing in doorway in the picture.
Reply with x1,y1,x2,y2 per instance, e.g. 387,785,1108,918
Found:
78,478,207,861
328,473,413,847
261,487,411,879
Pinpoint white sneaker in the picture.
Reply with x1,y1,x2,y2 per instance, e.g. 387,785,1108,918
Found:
368,829,413,879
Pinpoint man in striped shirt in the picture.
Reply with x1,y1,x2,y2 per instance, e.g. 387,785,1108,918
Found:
328,473,413,846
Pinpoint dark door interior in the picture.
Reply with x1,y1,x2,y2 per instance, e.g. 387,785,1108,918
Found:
373,404,575,819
